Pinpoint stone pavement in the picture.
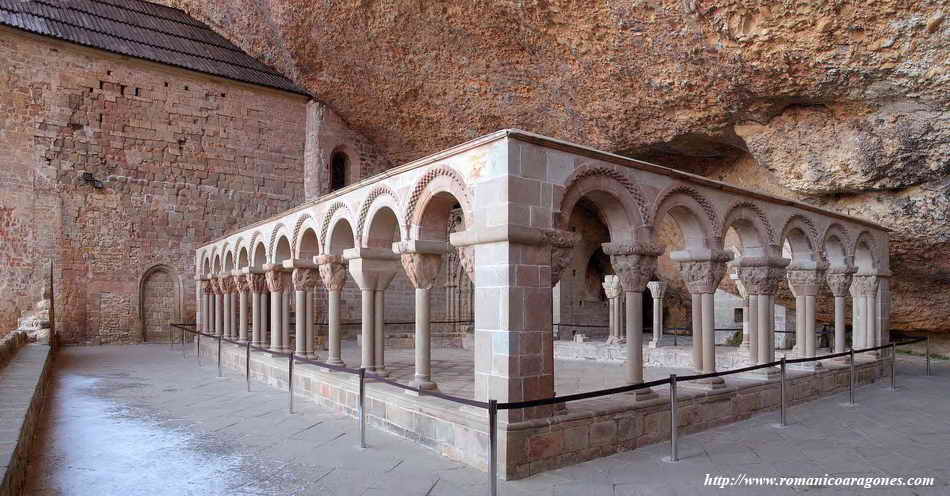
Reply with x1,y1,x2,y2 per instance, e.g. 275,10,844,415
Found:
24,345,950,495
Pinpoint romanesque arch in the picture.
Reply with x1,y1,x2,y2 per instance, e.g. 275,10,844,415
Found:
559,165,645,243
780,214,820,262
821,223,852,267
404,166,471,240
651,186,721,250
138,264,183,342
357,185,405,246
721,201,775,258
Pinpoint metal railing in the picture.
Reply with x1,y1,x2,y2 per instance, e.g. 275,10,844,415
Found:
169,323,930,495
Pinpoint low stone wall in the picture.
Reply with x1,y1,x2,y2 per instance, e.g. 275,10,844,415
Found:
555,340,757,369
0,338,53,496
200,338,887,481
504,358,885,479
0,331,28,368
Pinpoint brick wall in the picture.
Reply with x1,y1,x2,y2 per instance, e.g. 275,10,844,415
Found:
0,27,307,344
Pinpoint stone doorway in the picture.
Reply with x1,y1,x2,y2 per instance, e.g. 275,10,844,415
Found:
140,266,179,343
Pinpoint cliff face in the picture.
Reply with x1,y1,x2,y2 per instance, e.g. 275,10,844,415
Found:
164,0,949,332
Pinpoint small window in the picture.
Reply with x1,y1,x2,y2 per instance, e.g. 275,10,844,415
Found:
734,307,744,323
329,150,349,192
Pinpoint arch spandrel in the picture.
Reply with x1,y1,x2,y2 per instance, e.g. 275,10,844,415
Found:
404,166,471,241
559,165,647,243
650,185,722,251
357,185,406,247
852,230,879,273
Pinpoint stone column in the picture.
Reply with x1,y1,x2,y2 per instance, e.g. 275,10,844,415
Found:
305,283,317,359
395,240,447,392
850,282,863,349
853,273,880,356
222,278,232,338
237,275,249,343
673,249,732,387
604,241,664,399
246,272,266,346
374,272,397,376
877,271,891,346
602,275,622,343
213,277,224,337
292,268,318,357
787,262,826,368
318,255,347,366
265,269,288,353
200,279,212,333
736,256,788,379
281,288,291,352
732,274,756,362
647,280,666,348
825,262,855,355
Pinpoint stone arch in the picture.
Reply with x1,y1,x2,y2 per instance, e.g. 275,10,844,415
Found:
320,201,355,248
293,214,322,261
248,231,267,267
559,166,646,242
651,185,721,250
212,249,222,274
405,166,472,239
223,242,235,272
357,185,406,246
852,230,878,273
326,215,357,255
780,214,820,262
821,223,852,267
561,163,649,228
268,223,293,263
234,237,250,269
721,201,775,257
199,250,211,276
138,264,183,342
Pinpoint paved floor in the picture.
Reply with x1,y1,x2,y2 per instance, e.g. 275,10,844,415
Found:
24,345,950,495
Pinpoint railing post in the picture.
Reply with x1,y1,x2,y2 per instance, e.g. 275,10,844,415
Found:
890,342,896,390
849,348,856,406
779,356,787,427
288,353,295,414
358,368,367,449
246,340,251,393
217,334,222,378
488,399,498,496
196,331,201,367
669,374,678,462
926,336,931,376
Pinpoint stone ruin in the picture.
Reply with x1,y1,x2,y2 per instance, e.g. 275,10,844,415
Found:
16,286,51,344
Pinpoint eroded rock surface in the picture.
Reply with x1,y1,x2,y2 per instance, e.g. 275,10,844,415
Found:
162,0,949,331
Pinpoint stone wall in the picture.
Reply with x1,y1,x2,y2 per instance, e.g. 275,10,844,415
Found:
0,341,53,496
0,27,308,343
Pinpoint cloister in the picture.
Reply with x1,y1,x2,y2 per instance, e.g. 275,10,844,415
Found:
194,129,892,478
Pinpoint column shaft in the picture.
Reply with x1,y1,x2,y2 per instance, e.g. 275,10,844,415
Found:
238,291,248,343
305,290,315,358
747,296,758,362
701,292,715,373
214,294,223,337
625,291,643,384
282,290,291,352
834,296,846,353
690,292,703,371
295,290,306,355
251,292,261,345
794,295,805,355
327,290,344,366
768,295,776,361
260,293,269,346
866,293,878,350
269,291,281,352
652,297,663,345
360,289,374,369
756,294,770,365
374,290,386,374
411,288,435,389
805,294,817,358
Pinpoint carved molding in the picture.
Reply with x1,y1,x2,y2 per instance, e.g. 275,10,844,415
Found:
825,265,856,297
603,241,664,293
292,267,320,291
245,273,268,294
317,255,348,291
786,268,826,297
265,270,289,293
647,280,667,300
400,252,443,290
602,275,622,299
852,274,880,297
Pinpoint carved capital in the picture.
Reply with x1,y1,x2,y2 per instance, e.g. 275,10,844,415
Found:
292,268,320,291
233,275,249,293
400,252,443,290
852,274,880,296
317,255,348,291
602,275,622,300
603,241,664,293
201,280,214,295
209,277,222,295
825,265,856,297
679,260,729,294
457,246,476,282
646,280,667,300
786,268,825,297
543,229,577,286
735,256,789,295
245,272,268,294
265,270,289,293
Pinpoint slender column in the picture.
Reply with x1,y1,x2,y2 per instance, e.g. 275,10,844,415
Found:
318,255,347,367
282,289,291,352
745,294,758,362
853,273,880,356
260,291,269,346
360,288,374,369
756,294,771,364
238,279,249,343
249,275,263,346
851,283,864,349
373,272,396,375
675,250,731,381
647,281,666,348
305,289,316,358
223,281,232,338
213,278,224,337
604,240,664,399
291,268,318,357
690,293,703,369
396,242,445,392
603,276,622,343
735,255,787,378
787,263,825,367
265,269,287,353
701,292,715,373
199,280,211,333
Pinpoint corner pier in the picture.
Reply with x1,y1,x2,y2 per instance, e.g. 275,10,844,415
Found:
193,129,893,479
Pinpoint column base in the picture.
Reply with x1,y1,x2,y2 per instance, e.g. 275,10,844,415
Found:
648,339,660,349
302,352,319,361
630,387,660,402
406,378,438,395
794,360,822,371
683,376,727,391
740,366,780,381
371,367,390,378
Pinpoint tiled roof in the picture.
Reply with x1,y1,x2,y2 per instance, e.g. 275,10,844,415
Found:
0,0,309,96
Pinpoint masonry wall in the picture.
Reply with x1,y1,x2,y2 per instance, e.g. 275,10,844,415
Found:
0,27,307,343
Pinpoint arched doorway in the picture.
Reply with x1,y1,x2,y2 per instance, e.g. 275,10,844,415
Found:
140,265,181,343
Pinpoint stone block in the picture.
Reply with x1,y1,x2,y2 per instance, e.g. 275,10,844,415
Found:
528,430,563,460
589,420,618,446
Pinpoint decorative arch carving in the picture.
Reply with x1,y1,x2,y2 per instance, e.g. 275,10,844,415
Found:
320,201,354,247
650,185,722,240
357,184,403,244
291,213,321,258
780,213,820,257
722,201,776,246
561,163,649,226
268,223,292,263
820,223,852,260
404,166,471,234
248,231,266,265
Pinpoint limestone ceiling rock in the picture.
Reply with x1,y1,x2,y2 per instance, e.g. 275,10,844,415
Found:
161,0,948,163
